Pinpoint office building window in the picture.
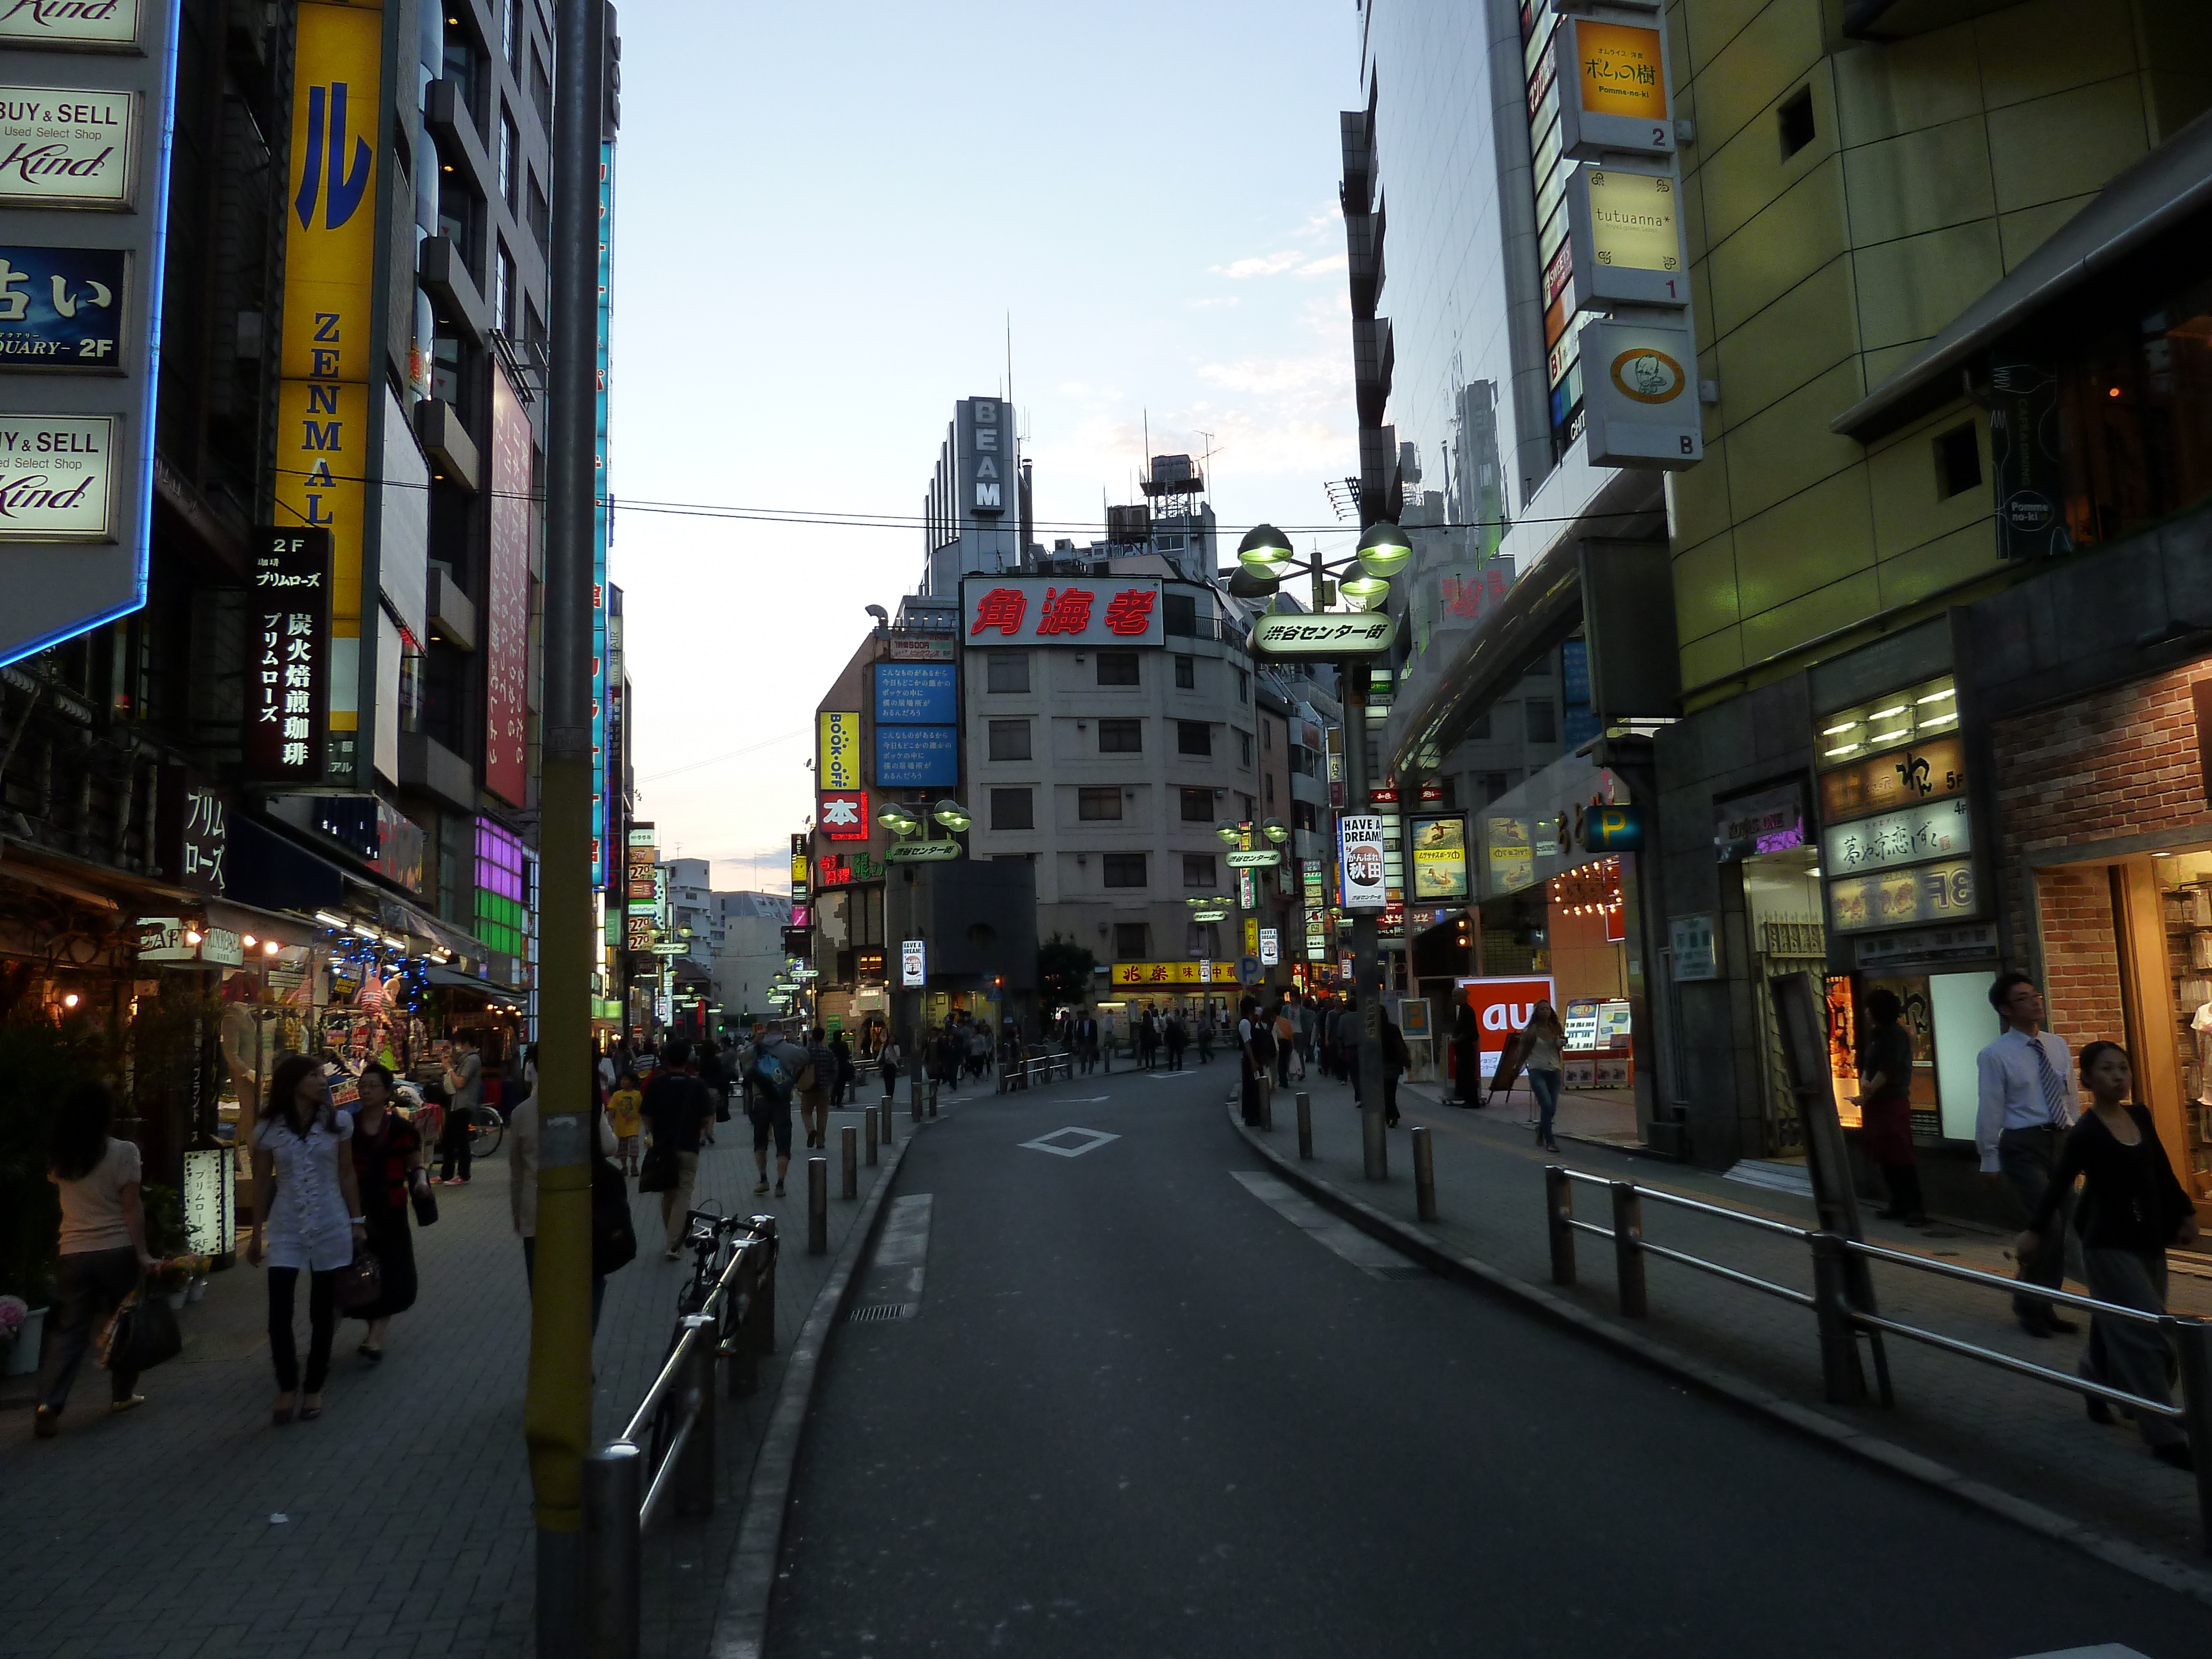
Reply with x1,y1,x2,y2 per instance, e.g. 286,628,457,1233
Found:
990,787,1032,831
1186,921,1218,959
1264,775,1275,803
1099,718,1142,753
1103,853,1147,889
1237,669,1249,702
1182,853,1215,888
1078,787,1122,821
988,718,1031,761
495,241,516,333
986,651,1030,693
1293,800,1317,831
1778,84,1816,159
1177,721,1211,757
1113,922,1149,959
1935,423,1981,499
1175,654,1196,689
1237,729,1253,766
1468,708,1491,739
1164,593,1198,635
1096,650,1140,686
1181,786,1214,822
526,172,550,255
1262,721,1273,750
499,109,519,211
1525,698,1557,743
529,43,552,124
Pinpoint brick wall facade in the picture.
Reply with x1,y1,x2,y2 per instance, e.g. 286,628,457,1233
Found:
1991,658,2212,1046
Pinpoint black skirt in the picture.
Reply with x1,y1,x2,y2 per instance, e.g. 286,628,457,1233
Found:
349,1200,419,1320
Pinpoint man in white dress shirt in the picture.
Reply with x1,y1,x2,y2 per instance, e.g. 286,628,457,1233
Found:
1974,972,2081,1338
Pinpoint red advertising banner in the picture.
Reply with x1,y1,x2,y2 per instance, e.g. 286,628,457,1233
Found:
1455,974,1558,1063
485,374,531,805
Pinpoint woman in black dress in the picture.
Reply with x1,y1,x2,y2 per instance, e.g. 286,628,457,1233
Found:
347,1062,426,1361
2016,1041,2201,1469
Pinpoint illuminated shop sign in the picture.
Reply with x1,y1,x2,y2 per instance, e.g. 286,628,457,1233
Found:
1828,858,1978,935
0,85,137,208
2,0,145,50
961,576,1163,646
241,528,330,781
1822,797,1970,879
0,244,126,368
0,413,113,538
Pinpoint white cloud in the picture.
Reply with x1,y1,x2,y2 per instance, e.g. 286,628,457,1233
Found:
1212,249,1306,279
1187,295,1243,310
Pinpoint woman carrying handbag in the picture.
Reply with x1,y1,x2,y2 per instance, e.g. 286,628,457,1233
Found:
33,1082,160,1438
346,1062,429,1363
248,1055,367,1424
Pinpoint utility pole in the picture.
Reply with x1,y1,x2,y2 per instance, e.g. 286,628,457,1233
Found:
1339,662,1389,1178
525,0,606,1651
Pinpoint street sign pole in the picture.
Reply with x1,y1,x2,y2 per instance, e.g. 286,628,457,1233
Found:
526,0,606,1652
1340,660,1389,1179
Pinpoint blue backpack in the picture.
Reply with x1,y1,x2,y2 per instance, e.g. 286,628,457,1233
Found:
748,1045,798,1108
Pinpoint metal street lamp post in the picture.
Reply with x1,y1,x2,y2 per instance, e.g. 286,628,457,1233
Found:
1232,520,1407,1179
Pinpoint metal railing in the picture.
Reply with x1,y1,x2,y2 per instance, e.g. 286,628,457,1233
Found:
998,1044,1075,1092
580,1212,779,1657
1542,1164,2212,1549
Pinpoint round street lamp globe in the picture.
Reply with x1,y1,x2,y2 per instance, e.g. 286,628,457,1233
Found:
1354,521,1414,577
932,797,971,832
1261,817,1289,843
879,802,919,836
1339,571,1392,609
1214,822,1244,846
1235,522,1295,577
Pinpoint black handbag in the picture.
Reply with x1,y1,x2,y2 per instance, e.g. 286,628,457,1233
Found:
637,1141,676,1193
332,1248,383,1313
411,1181,439,1227
591,1154,638,1275
98,1284,183,1374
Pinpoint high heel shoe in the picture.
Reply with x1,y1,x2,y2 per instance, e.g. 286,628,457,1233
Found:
273,1396,297,1426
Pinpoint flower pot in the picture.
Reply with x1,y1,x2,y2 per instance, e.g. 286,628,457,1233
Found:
164,1290,188,1312
186,1277,208,1304
2,1307,46,1376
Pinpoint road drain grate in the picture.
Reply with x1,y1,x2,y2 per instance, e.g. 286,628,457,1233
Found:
847,1303,915,1323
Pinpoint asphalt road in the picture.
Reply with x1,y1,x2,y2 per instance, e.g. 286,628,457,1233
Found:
767,1064,2211,1658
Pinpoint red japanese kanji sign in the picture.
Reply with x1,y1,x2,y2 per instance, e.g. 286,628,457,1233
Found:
959,576,1164,646
818,792,869,842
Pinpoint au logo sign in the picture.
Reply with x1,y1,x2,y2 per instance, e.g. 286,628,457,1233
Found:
292,81,372,231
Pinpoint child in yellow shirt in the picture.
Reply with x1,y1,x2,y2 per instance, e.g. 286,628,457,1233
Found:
607,1073,643,1176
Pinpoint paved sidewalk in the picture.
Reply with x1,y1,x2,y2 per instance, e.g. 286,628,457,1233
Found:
0,1095,935,1659
1244,1071,2212,1566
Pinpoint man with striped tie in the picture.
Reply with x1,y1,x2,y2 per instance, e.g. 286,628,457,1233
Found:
1975,972,2083,1338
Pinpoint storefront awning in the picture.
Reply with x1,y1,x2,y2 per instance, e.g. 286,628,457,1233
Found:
425,961,524,1006
226,815,487,969
1833,111,2212,442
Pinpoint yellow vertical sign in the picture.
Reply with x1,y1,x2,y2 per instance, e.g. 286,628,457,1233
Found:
818,711,862,790
276,0,383,731
1574,22,1666,119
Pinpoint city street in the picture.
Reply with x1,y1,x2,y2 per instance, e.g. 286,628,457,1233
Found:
771,1064,2212,1658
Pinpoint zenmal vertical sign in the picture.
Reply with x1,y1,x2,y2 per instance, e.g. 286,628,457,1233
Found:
243,528,332,781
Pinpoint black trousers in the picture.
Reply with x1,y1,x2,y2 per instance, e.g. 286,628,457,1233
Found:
439,1112,473,1182
267,1266,339,1394
36,1246,142,1414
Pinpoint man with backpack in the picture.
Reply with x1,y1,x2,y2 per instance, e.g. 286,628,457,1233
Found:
745,1028,812,1199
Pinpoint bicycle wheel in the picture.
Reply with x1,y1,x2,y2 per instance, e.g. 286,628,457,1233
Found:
471,1109,504,1159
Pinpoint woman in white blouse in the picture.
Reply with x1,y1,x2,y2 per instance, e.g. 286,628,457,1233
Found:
247,1055,366,1423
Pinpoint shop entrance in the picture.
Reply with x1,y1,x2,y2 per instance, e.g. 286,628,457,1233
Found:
1740,842,1827,1157
2034,851,2212,1210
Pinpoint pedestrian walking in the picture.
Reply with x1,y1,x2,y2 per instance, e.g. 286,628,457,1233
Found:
1196,1011,1215,1066
640,1039,714,1258
1273,1002,1298,1088
878,1032,902,1106
1334,1002,1364,1103
2016,1041,2201,1468
1074,1010,1099,1074
435,1034,481,1185
745,1028,809,1199
801,1028,836,1150
247,1055,367,1425
607,1070,643,1176
1523,1002,1565,1152
1976,972,2083,1338
346,1062,425,1363
831,1030,855,1105
32,1082,159,1439
1451,997,1481,1107
1237,998,1266,1126
509,1058,613,1332
1164,1012,1188,1071
1855,989,1927,1224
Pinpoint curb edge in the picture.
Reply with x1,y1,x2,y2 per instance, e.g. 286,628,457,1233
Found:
708,1125,920,1658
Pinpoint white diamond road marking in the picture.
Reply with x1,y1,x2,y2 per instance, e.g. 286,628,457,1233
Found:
1020,1126,1121,1158
1232,1170,1424,1280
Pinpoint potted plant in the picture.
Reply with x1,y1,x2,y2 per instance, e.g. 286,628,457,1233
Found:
152,1257,192,1310
0,1292,28,1375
